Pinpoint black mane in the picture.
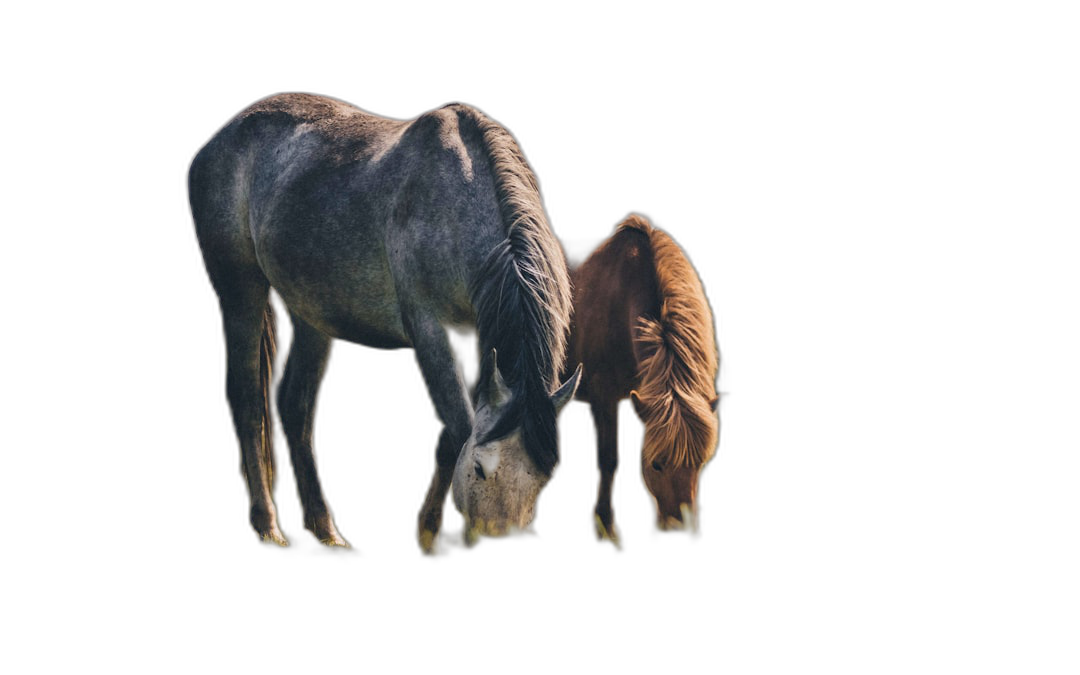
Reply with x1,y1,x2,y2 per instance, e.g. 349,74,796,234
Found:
458,106,572,476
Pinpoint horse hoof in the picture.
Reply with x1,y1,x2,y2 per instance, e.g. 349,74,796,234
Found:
319,532,350,548
594,514,621,548
418,529,437,554
260,526,289,547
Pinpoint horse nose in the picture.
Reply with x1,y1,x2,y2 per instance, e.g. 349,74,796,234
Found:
474,461,487,480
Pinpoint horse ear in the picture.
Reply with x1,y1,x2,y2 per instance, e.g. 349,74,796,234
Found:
490,349,509,401
709,395,719,412
550,363,582,414
629,390,647,419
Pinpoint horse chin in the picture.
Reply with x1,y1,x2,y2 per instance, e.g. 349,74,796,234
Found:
656,502,698,532
456,497,540,545
462,505,535,544
644,464,700,532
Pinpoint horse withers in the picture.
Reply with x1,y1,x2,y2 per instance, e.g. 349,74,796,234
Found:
566,215,719,542
188,93,581,551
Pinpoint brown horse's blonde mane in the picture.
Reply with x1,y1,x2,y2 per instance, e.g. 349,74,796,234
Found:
620,214,719,468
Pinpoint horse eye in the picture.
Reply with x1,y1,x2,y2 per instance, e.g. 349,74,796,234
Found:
652,461,663,473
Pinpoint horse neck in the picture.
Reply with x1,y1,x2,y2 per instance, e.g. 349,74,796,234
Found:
473,238,561,391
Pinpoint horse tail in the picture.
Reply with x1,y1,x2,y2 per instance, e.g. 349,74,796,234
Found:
619,214,720,468
259,301,277,485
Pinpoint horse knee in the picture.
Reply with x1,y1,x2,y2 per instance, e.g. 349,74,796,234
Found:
598,451,618,475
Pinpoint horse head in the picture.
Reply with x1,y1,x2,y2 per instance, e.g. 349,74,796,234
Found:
452,350,581,542
631,389,719,531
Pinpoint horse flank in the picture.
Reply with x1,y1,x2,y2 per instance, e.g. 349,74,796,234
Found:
621,215,719,468
456,105,572,476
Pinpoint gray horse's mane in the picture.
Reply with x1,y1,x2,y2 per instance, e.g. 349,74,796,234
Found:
454,104,572,476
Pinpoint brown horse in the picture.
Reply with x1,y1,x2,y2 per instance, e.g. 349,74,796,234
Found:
566,214,719,542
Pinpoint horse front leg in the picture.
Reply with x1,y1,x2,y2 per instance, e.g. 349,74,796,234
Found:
404,311,473,554
277,313,347,547
592,398,620,546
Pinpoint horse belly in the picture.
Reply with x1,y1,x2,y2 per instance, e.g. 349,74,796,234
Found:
256,218,412,349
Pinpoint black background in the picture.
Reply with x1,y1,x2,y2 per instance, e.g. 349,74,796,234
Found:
128,49,868,622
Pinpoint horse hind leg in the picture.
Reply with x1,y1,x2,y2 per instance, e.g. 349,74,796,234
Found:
191,142,284,544
277,313,347,547
218,280,288,545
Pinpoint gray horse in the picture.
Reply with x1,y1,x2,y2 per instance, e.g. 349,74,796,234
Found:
188,93,581,552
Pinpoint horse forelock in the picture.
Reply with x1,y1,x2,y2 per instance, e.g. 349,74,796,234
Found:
463,107,572,476
629,217,719,468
